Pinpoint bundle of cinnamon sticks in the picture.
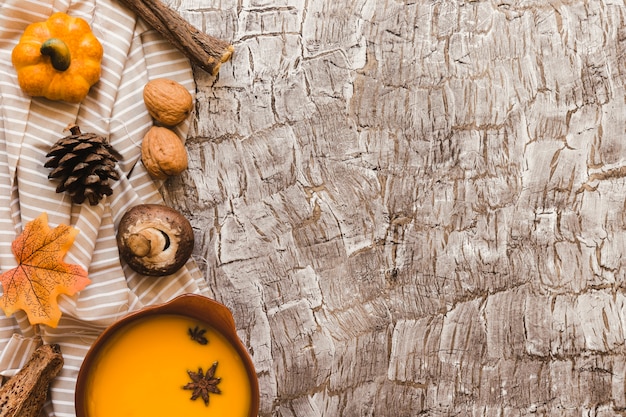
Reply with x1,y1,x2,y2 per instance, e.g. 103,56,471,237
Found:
116,0,234,75
0,344,64,417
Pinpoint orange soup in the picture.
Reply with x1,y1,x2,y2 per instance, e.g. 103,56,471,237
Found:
85,314,252,417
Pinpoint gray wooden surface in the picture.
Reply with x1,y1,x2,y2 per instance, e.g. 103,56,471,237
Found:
164,1,626,415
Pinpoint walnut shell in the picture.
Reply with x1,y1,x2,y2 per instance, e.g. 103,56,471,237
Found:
143,78,193,127
141,126,188,179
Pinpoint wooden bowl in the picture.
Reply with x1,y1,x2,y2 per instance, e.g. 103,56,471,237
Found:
75,293,259,417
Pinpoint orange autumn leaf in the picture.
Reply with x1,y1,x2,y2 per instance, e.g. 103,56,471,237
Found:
0,212,90,327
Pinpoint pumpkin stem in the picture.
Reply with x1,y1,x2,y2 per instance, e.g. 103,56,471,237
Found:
40,38,71,71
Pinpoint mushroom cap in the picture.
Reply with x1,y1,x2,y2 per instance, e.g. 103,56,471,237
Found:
116,204,194,276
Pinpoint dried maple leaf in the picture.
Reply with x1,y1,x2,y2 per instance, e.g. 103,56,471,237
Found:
0,212,90,327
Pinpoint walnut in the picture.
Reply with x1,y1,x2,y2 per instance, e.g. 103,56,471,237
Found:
141,126,188,179
143,78,194,127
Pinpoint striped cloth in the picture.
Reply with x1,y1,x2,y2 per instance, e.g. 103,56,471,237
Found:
0,1,208,415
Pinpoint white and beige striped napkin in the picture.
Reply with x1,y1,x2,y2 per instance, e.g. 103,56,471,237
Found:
0,1,208,415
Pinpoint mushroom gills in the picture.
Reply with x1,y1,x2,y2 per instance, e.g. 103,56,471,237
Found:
127,228,171,258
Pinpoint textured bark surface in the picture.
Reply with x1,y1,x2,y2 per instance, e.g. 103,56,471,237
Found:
165,1,626,415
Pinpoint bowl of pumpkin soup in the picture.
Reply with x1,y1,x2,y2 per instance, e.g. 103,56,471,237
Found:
75,293,259,417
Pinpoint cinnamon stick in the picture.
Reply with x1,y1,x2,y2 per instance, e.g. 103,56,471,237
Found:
117,0,234,75
0,344,64,417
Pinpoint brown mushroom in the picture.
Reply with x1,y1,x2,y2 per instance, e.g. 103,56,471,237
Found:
116,204,194,276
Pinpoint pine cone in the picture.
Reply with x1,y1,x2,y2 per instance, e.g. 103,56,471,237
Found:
45,125,122,205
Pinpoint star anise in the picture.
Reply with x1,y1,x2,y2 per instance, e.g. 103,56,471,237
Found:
188,325,208,345
183,362,222,406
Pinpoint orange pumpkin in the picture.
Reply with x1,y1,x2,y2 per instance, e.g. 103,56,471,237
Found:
11,12,103,103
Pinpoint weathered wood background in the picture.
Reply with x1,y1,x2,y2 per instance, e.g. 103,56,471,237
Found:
165,1,626,415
